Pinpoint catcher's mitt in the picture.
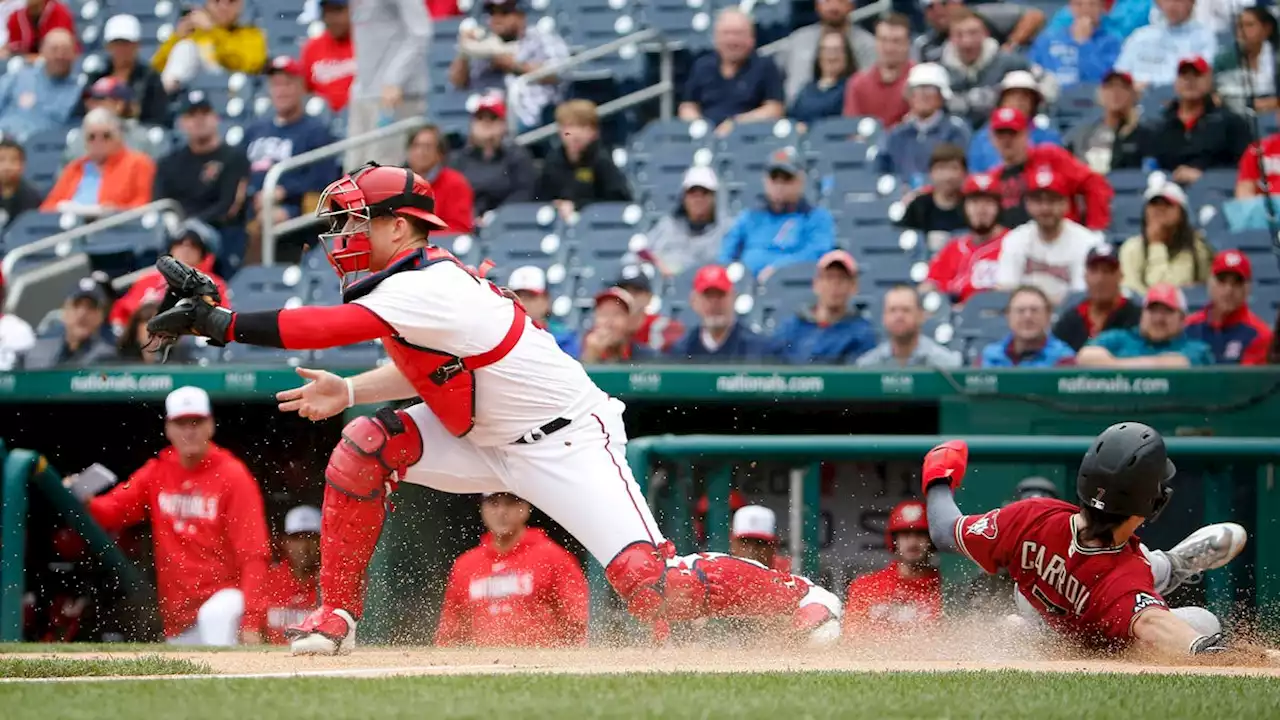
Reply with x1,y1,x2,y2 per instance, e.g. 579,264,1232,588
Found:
146,256,232,355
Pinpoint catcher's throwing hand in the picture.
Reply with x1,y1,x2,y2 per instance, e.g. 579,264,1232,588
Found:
277,367,351,421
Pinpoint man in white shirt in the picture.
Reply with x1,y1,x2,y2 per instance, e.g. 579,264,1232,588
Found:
995,165,1103,305
0,270,34,370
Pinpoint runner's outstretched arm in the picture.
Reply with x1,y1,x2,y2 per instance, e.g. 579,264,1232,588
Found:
921,441,969,553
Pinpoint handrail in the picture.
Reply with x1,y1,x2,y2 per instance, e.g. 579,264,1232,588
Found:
261,115,426,266
506,28,663,137
0,199,184,280
757,0,892,58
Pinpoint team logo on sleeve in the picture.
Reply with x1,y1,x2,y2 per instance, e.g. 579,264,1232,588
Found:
967,509,1000,540
1133,592,1166,614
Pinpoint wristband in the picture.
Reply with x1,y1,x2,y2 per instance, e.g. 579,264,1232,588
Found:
345,378,356,409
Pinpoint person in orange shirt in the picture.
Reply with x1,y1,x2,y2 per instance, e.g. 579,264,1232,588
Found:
436,492,588,647
263,505,321,644
842,499,942,635
41,106,155,212
729,505,792,573
86,386,270,645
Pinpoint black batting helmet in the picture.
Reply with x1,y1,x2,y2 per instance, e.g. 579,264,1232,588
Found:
1077,422,1175,519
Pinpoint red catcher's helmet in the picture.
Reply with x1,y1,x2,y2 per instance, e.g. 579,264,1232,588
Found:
884,499,929,550
316,162,448,285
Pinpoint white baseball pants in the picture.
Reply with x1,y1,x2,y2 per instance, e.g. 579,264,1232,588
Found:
399,397,666,567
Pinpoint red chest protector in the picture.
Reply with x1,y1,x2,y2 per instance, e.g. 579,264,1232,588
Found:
343,247,526,437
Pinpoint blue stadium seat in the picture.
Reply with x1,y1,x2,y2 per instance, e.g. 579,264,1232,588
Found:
486,229,567,267
483,202,561,236
226,264,308,311
1107,169,1151,197
809,136,877,175
821,168,887,205
431,90,478,136
1245,251,1280,285
717,120,799,151
640,5,713,53
954,290,1010,355
806,116,883,147
572,202,646,234
568,229,638,275
847,226,904,256
629,120,712,157
1181,284,1209,313
312,342,385,367
631,148,712,210
2,212,73,251
719,136,802,186
839,197,897,229
221,344,309,364
1053,83,1099,127
23,126,71,190
862,253,924,290
1222,230,1277,253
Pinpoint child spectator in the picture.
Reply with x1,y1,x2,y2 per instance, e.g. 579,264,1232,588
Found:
898,143,968,233
533,100,631,219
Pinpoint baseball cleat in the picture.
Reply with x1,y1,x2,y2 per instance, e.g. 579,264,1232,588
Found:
794,584,842,647
286,606,357,656
1166,523,1247,586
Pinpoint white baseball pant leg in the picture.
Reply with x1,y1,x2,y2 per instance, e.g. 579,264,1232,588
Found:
166,588,244,646
397,404,508,495
497,398,667,567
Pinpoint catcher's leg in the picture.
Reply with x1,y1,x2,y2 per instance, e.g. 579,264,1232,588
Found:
289,404,503,656
504,400,841,643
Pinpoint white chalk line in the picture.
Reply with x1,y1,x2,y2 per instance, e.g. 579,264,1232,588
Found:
0,664,524,684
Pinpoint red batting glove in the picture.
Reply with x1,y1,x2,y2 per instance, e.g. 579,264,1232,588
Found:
922,440,969,495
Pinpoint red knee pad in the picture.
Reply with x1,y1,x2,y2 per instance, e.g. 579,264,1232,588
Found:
605,541,677,622
327,407,423,499
318,483,387,618
691,555,808,618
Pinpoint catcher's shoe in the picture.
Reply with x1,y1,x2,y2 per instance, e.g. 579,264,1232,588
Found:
793,584,842,647
286,605,357,656
1167,523,1247,586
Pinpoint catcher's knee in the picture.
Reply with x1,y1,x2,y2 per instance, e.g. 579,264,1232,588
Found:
325,407,423,500
604,541,706,623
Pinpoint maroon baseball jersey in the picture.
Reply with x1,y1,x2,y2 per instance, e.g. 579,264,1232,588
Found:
953,498,1168,648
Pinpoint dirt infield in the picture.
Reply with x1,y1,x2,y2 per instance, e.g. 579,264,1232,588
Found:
7,645,1280,680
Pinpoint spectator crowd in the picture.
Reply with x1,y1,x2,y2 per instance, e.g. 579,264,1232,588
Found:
0,0,1279,372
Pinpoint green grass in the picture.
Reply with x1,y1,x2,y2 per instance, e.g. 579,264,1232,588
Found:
0,671,1277,719
0,643,254,654
0,655,211,678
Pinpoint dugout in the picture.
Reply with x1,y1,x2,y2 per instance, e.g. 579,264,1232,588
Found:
1,365,1278,643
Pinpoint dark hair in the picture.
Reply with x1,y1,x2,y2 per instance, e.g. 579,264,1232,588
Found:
886,283,922,309
877,12,912,34
1140,200,1208,282
948,8,985,31
811,28,856,82
118,303,159,359
403,215,438,239
0,138,25,161
929,143,967,170
1241,7,1280,49
1078,505,1131,545
407,123,445,154
1007,284,1051,312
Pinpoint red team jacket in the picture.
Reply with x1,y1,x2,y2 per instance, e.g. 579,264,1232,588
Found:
88,444,270,637
300,32,355,112
926,231,1007,302
6,1,75,55
842,562,943,633
1184,304,1273,365
954,498,1167,648
992,145,1114,230
436,528,589,647
261,563,319,644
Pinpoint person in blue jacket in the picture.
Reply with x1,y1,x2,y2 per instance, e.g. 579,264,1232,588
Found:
667,265,769,362
1028,0,1122,88
718,147,835,278
967,70,1064,173
979,285,1077,367
769,250,877,364
243,56,340,263
1045,0,1152,45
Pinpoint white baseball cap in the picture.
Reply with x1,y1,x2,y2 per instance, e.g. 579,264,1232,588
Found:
682,165,719,192
165,386,212,420
284,505,322,535
1144,181,1188,209
732,505,777,542
507,265,547,294
104,14,142,43
906,62,953,100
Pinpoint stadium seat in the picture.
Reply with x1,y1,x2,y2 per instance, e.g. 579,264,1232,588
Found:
312,342,385,368
571,202,647,234
430,90,476,136
1107,169,1151,198
226,264,308,311
486,229,568,267
806,116,883,147
861,253,925,291
640,4,713,52
483,202,561,236
846,226,906,256
809,136,877,176
1221,230,1276,253
1054,83,1100,127
22,126,72,190
220,344,309,365
1181,284,1209,313
1245,251,1280,286
629,120,712,157
2,212,74,252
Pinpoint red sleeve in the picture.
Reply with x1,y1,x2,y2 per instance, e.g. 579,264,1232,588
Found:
954,504,1023,575
87,462,154,532
1060,148,1113,230
927,241,960,286
232,303,392,349
214,276,230,309
300,41,317,93
1089,569,1168,640
1242,321,1274,365
109,281,147,328
1239,143,1262,184
842,75,859,117
434,559,471,646
223,462,271,632
5,13,19,53
550,548,589,646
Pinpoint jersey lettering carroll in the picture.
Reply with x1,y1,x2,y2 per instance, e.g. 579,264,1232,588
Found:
954,498,1168,645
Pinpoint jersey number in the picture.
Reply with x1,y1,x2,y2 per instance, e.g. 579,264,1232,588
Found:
1030,586,1068,616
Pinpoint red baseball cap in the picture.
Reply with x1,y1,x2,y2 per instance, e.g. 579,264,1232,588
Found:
693,265,733,294
266,55,304,78
990,107,1028,133
1212,249,1253,280
817,249,859,274
1026,165,1070,197
1144,283,1188,312
962,172,1000,197
594,286,635,312
1103,69,1135,86
1178,56,1211,75
474,94,506,119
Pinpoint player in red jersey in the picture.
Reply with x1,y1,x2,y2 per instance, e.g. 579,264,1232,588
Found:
146,162,842,655
842,500,942,635
920,173,1007,303
923,424,1246,655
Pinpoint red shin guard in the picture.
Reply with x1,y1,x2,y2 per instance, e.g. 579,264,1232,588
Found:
318,483,386,618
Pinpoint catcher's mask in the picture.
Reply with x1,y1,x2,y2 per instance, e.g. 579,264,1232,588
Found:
316,162,448,288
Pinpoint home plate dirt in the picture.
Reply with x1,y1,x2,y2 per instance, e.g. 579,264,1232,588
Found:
10,646,1280,679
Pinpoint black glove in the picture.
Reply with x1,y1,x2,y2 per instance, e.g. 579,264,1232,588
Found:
147,297,234,347
1190,632,1228,655
155,254,222,314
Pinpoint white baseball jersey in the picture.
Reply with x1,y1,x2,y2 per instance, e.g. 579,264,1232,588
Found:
0,313,36,371
996,219,1102,306
351,262,608,447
